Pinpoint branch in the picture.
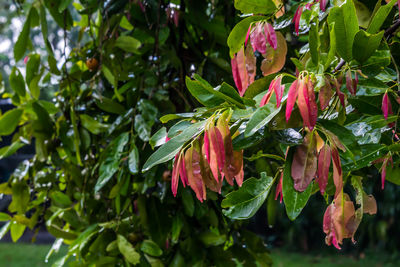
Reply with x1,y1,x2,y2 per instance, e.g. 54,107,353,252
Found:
333,19,400,73
384,19,400,39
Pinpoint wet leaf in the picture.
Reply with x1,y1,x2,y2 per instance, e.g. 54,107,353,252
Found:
221,172,273,220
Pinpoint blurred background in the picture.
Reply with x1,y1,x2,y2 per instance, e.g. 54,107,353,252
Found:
1,0,400,266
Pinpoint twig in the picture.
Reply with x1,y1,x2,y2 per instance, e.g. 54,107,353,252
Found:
384,20,400,39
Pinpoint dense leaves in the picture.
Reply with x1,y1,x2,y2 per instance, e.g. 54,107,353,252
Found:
0,0,399,265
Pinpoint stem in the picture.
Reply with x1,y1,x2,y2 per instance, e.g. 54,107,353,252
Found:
384,20,400,39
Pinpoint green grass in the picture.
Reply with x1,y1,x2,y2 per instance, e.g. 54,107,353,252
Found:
0,243,67,267
0,243,399,266
271,249,400,267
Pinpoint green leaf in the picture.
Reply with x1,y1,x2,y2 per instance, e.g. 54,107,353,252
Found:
80,114,108,135
0,212,11,221
95,97,126,115
345,115,397,145
140,240,163,257
117,235,141,265
9,67,26,97
171,214,184,243
9,183,30,214
217,82,244,105
14,9,32,62
342,144,387,171
221,172,274,220
50,191,72,207
356,78,388,96
234,0,276,15
10,222,26,242
95,133,129,192
0,141,25,160
227,16,265,57
142,120,206,172
26,54,41,86
44,0,73,30
58,0,73,12
327,0,359,61
282,149,313,221
386,164,400,185
115,36,141,53
134,114,152,142
353,30,384,63
244,103,281,137
128,143,139,174
198,231,226,247
102,65,116,86
324,23,337,70
309,22,320,65
0,109,23,136
182,189,195,217
32,101,53,138
120,16,134,31
186,76,245,108
149,127,168,149
367,0,397,34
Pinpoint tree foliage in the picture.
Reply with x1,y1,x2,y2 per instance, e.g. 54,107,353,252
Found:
0,0,400,266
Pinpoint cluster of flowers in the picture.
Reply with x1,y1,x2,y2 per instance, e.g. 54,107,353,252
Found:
171,112,244,202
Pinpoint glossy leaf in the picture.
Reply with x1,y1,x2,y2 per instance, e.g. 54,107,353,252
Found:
115,36,141,53
143,121,206,171
244,103,281,137
14,8,32,62
327,0,359,61
9,67,26,97
140,240,163,257
221,172,273,220
95,133,129,192
128,143,140,175
367,0,397,34
0,109,23,136
80,114,108,135
353,30,384,63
